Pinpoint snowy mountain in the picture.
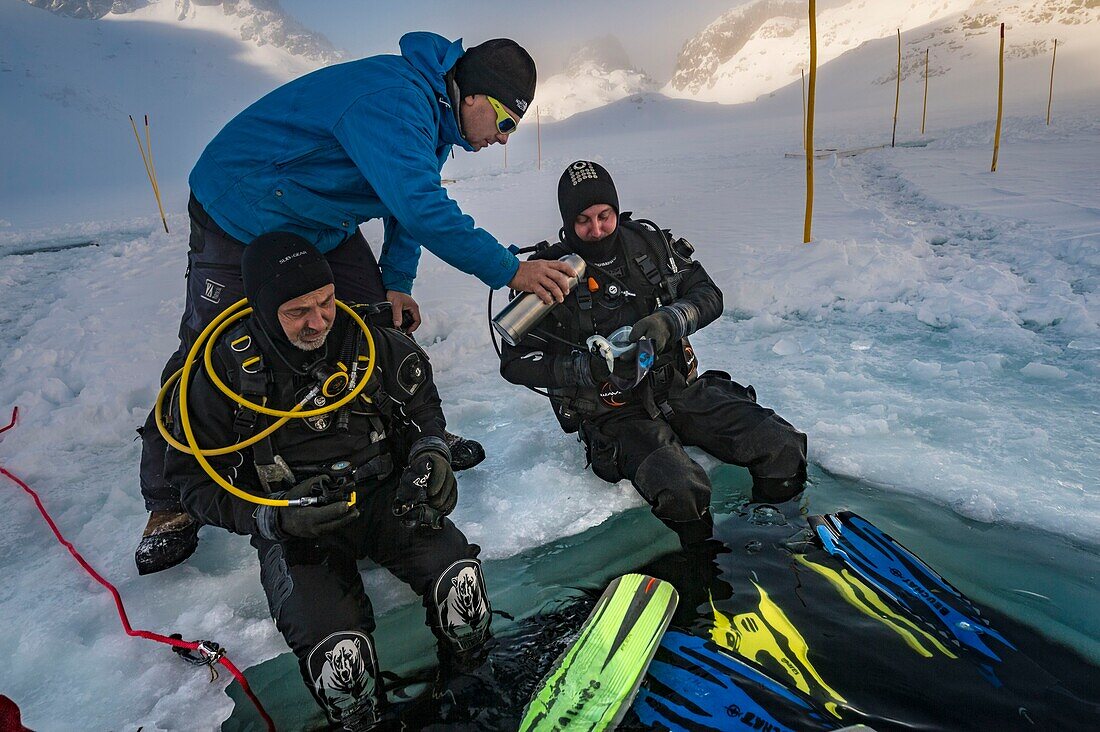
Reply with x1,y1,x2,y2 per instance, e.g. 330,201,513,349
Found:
665,0,1095,105
25,0,146,18
1,0,340,228
534,36,658,121
24,0,344,66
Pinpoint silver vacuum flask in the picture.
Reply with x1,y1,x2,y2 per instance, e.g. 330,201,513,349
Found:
492,254,586,346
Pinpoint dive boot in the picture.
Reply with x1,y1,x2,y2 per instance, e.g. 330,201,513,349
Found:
432,640,498,724
444,431,485,471
667,509,715,550
135,510,199,575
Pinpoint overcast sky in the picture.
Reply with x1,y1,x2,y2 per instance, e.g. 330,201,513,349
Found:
279,0,749,82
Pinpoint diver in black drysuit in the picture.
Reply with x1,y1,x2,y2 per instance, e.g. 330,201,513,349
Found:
164,233,491,731
135,196,485,577
500,161,808,548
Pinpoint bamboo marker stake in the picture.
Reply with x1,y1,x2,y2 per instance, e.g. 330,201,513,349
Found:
1046,38,1057,125
130,115,169,233
144,117,163,213
991,23,1005,172
144,115,169,234
892,29,901,148
921,48,929,135
804,0,818,244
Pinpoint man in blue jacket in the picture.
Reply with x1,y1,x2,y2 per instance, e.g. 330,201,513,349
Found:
136,33,577,575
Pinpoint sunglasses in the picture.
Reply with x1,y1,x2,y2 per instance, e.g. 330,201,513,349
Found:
486,96,518,135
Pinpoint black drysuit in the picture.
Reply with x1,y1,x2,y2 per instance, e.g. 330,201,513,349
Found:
140,195,386,512
164,308,486,719
499,218,807,544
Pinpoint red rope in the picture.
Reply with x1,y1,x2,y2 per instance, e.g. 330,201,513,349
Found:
0,407,275,731
0,406,17,437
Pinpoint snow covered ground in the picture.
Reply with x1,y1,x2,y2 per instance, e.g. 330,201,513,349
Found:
2,2,1099,729
0,0,322,229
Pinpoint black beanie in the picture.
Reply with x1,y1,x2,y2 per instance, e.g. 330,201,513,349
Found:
454,39,536,118
558,160,619,235
241,232,333,342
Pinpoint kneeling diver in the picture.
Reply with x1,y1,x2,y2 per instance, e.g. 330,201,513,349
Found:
164,233,491,730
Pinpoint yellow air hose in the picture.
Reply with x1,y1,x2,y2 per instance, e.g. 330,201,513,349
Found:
157,298,376,507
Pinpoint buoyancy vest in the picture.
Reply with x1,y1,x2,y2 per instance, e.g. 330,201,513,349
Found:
188,304,431,493
529,216,700,431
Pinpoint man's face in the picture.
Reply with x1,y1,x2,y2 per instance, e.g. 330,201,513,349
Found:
573,203,618,243
460,95,518,151
277,283,335,351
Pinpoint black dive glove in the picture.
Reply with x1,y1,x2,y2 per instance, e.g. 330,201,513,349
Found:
631,302,701,352
256,476,360,540
629,310,679,353
393,439,457,530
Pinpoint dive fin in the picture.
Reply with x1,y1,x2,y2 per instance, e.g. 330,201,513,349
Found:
519,573,678,731
795,554,957,659
634,630,845,732
709,583,849,718
808,511,1015,663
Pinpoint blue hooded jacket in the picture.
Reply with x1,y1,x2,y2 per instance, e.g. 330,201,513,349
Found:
189,32,519,294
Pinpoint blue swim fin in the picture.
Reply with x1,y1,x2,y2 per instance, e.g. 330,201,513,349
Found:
633,630,843,732
807,511,1015,664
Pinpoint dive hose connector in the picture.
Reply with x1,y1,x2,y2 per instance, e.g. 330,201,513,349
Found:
287,460,358,507
492,254,586,346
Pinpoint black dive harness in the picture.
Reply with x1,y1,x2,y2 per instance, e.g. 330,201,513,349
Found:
219,304,406,502
519,217,700,426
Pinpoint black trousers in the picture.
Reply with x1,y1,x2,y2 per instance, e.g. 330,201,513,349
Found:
254,475,479,659
580,371,807,539
139,195,386,510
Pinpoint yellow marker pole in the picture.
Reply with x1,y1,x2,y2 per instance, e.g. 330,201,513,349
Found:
536,105,542,171
1046,38,1057,125
804,0,818,244
801,68,806,140
143,115,169,234
991,23,1005,172
921,48,929,135
129,115,169,234
892,29,901,148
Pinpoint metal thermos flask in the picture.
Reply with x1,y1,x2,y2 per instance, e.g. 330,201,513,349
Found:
492,254,586,346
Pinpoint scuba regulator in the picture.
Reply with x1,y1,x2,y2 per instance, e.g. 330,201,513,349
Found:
156,297,377,509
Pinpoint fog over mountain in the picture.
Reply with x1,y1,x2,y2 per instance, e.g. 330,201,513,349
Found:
534,35,658,121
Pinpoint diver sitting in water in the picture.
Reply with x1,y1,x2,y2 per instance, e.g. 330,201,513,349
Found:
499,161,808,548
163,233,491,730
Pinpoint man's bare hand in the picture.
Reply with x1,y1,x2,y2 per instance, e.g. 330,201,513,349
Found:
386,290,421,333
508,259,577,304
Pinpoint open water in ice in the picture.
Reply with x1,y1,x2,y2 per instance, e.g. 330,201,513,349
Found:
222,467,1100,730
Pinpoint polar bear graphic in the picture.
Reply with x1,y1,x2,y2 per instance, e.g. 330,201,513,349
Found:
315,637,370,716
445,564,488,633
